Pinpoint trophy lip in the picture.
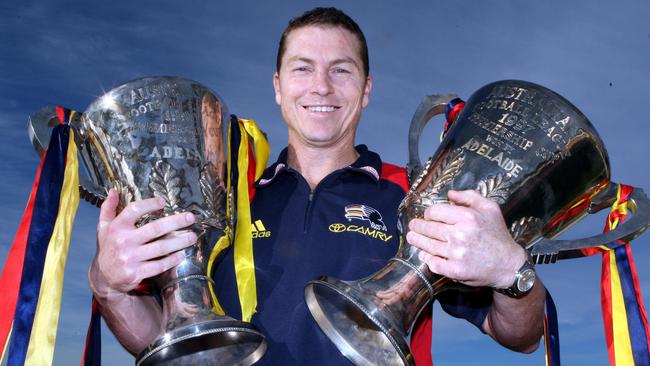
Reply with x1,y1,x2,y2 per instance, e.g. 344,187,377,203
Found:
136,319,267,366
304,277,414,366
84,75,230,118
104,75,210,91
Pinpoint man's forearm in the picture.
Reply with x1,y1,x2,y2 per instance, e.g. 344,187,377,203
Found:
95,292,163,356
483,279,545,353
89,262,163,356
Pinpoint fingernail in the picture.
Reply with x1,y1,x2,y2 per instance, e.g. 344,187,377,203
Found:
187,232,197,243
185,212,195,224
156,196,166,206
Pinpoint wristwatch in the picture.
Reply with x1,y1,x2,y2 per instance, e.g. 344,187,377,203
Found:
495,260,536,298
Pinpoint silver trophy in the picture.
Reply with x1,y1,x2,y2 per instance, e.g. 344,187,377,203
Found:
28,76,266,365
305,80,650,365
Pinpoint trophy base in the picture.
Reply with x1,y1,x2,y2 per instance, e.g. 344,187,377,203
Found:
136,318,267,366
304,276,414,366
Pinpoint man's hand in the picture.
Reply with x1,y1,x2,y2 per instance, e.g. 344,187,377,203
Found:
88,189,198,299
406,189,527,289
406,189,544,352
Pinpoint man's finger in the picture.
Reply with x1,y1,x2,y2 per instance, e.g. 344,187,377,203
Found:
408,218,448,242
418,250,447,275
113,196,167,227
133,212,195,243
136,231,197,261
98,189,119,231
422,203,470,225
136,251,185,280
406,231,450,259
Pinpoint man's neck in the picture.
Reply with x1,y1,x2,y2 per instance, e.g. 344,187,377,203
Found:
286,143,359,189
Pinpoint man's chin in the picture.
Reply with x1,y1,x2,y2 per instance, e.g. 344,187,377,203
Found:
306,133,349,147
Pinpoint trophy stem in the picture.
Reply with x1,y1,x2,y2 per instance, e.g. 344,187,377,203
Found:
305,259,448,366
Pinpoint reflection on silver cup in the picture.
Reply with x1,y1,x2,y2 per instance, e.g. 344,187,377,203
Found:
304,80,650,365
28,76,266,366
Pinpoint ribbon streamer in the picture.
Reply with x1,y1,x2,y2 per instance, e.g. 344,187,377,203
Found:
599,185,650,365
80,298,101,366
544,290,561,366
0,147,44,361
576,184,650,365
208,116,269,322
0,106,80,365
231,117,269,322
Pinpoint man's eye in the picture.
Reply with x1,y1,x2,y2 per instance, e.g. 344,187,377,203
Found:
333,67,350,74
293,66,310,72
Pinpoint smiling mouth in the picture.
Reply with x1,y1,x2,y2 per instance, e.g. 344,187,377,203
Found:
304,105,339,113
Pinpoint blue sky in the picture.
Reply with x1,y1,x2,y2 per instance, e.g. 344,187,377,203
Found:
1,1,649,365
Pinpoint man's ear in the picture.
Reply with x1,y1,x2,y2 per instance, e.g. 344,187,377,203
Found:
273,72,281,106
362,74,373,108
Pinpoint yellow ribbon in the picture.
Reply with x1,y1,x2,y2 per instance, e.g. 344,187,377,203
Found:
609,251,634,365
240,119,270,180
606,185,634,365
607,185,629,229
233,118,269,322
207,233,231,316
208,118,269,322
25,128,80,365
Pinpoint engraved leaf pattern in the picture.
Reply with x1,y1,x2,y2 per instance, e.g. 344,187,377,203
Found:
198,164,227,229
428,148,466,194
415,148,465,206
476,173,512,204
401,148,465,218
509,216,542,246
149,161,184,215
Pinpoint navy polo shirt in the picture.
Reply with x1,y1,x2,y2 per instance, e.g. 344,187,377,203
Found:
212,145,490,365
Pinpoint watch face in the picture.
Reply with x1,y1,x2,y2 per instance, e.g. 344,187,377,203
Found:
517,269,536,292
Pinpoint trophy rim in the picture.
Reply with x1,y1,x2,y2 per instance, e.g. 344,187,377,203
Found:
136,318,267,366
98,75,227,100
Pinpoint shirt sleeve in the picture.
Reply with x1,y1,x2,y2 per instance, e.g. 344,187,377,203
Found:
437,287,492,332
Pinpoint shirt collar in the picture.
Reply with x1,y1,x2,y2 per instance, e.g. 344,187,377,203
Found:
255,144,383,188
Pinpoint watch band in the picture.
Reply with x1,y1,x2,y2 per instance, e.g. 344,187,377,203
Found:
495,260,536,298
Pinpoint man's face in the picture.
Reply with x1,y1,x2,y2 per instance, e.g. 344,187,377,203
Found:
273,25,372,149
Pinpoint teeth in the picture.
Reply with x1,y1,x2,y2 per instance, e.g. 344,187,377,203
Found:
307,106,336,113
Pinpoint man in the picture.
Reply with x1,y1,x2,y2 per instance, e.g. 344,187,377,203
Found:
89,7,545,365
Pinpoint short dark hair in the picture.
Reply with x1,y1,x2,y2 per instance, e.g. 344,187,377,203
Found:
276,7,369,77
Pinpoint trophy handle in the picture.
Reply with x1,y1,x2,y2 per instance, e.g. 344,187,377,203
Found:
407,94,458,182
528,183,650,263
28,106,107,206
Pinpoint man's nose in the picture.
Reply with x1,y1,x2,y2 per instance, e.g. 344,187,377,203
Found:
311,70,333,96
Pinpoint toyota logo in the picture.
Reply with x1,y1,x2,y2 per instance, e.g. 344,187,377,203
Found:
329,223,346,233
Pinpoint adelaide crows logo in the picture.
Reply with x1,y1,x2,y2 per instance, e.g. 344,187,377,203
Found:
344,204,387,231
